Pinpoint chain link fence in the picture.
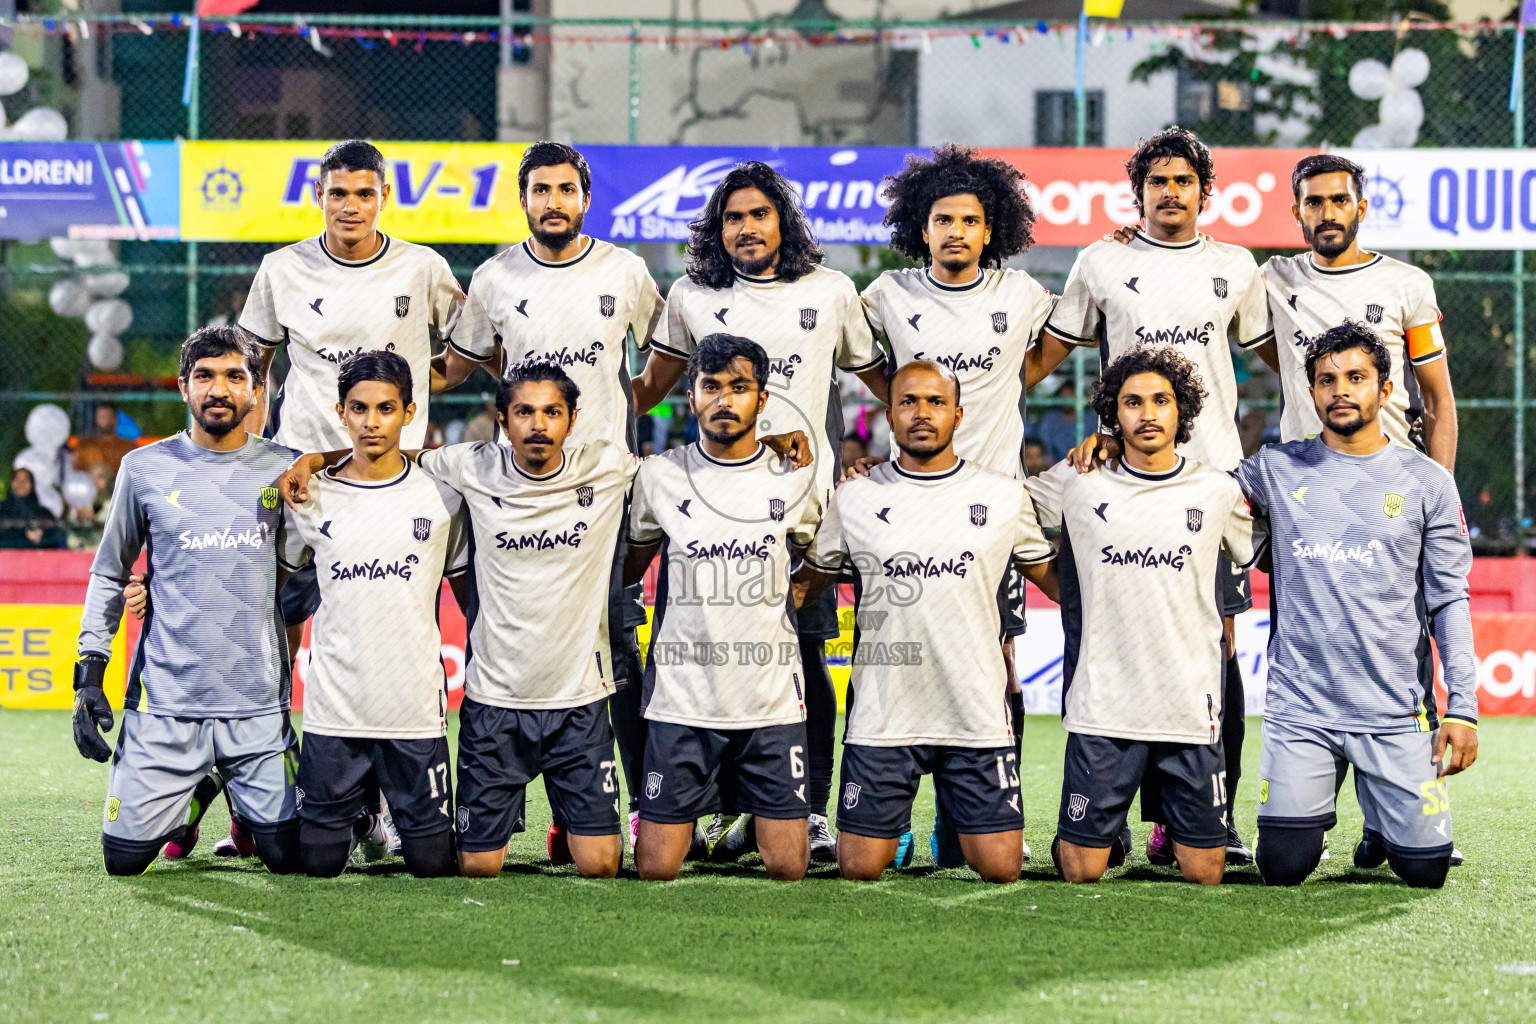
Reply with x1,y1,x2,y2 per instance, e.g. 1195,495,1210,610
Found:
0,13,1532,549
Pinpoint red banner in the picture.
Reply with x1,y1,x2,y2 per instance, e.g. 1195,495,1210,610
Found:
979,147,1312,249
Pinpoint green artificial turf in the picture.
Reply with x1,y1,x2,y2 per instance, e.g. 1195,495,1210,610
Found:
2,711,1533,1024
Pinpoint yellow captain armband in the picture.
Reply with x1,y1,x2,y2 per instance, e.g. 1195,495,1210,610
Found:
1441,717,1478,730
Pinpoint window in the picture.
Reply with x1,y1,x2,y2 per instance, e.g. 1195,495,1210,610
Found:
1035,90,1103,147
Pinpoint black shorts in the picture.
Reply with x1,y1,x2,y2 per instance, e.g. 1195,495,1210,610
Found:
836,742,1023,840
296,732,453,838
639,720,809,824
1057,731,1227,850
998,566,1026,638
278,560,322,628
1218,552,1251,618
454,696,621,853
796,583,840,641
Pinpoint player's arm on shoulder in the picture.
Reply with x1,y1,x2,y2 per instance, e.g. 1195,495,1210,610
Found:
794,489,846,603
834,278,889,404
1029,251,1098,389
277,449,349,506
633,280,695,415
763,430,813,469
1012,485,1059,603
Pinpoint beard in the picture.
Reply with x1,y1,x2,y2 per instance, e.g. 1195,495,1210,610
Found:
700,417,753,446
730,247,779,278
897,428,947,457
1303,215,1360,259
936,254,975,276
1326,405,1368,436
530,209,584,252
194,398,251,438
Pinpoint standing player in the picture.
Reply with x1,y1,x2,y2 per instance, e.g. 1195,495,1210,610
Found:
221,139,464,859
72,328,301,876
625,334,822,882
437,142,664,852
630,161,889,860
860,143,1056,866
1031,347,1259,885
274,352,465,878
1235,322,1477,887
797,360,1055,883
1257,154,1456,466
1029,127,1272,865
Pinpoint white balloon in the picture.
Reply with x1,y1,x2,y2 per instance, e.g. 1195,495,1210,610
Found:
48,278,92,317
24,403,71,450
1391,47,1431,89
48,237,76,261
62,470,98,510
87,333,124,371
1351,124,1387,149
69,239,116,268
84,298,132,336
0,52,29,97
1348,59,1391,100
12,106,68,142
1379,87,1425,133
83,271,130,297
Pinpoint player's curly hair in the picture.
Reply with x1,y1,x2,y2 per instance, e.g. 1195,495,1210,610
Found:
1091,346,1207,447
1125,126,1215,217
881,144,1035,266
1303,319,1391,387
685,162,823,289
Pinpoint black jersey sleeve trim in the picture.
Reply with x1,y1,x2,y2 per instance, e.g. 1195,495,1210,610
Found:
447,337,494,361
648,340,691,360
837,352,889,374
1042,320,1097,346
1409,348,1447,366
1237,329,1275,351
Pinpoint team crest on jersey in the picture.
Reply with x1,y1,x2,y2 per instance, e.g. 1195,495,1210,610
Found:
645,772,663,800
1186,507,1204,533
842,782,861,809
1383,492,1406,518
577,485,594,508
259,486,279,510
1366,303,1384,324
769,498,786,522
991,311,1008,334
1067,793,1089,821
598,294,616,319
394,295,410,318
799,307,818,332
413,517,432,541
970,503,988,527
1213,277,1228,299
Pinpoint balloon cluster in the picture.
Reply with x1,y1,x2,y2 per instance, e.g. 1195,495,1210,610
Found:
14,403,77,516
1346,48,1431,149
47,239,132,371
0,51,67,141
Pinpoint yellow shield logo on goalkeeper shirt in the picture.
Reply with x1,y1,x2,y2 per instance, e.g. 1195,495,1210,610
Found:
1383,493,1405,519
107,796,120,822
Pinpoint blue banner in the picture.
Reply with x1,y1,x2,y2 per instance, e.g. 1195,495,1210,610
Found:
0,141,179,241
583,145,919,245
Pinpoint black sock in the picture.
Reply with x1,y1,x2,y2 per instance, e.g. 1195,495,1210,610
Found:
609,678,647,815
1256,826,1325,886
800,633,836,818
252,822,303,875
401,831,457,878
1222,650,1244,819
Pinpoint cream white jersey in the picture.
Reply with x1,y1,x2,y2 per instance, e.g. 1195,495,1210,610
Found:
416,439,636,711
629,442,822,730
861,267,1055,477
1045,232,1273,471
651,266,883,503
807,459,1052,747
1263,252,1444,447
277,458,467,739
449,238,663,450
1027,458,1260,745
241,234,465,455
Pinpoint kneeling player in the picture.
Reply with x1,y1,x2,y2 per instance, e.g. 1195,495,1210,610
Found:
1234,322,1477,888
1029,347,1259,885
276,352,466,877
74,328,302,876
798,361,1055,883
625,334,821,882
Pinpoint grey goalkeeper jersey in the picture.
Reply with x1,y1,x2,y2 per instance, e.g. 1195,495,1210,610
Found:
1235,437,1477,733
78,432,298,718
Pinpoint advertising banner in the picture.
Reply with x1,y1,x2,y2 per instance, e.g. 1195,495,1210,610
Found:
0,140,179,240
180,140,531,243
0,604,126,709
1335,148,1536,251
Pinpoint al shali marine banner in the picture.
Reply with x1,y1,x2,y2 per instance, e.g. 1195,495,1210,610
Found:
180,140,532,243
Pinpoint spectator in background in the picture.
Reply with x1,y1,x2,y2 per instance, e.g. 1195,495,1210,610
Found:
1239,406,1269,458
461,394,498,444
842,432,869,472
0,467,65,550
1023,436,1051,478
1037,379,1080,462
74,402,137,483
204,281,250,330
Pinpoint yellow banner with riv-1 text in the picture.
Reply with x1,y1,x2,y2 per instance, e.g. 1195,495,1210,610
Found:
0,605,126,709
180,140,532,243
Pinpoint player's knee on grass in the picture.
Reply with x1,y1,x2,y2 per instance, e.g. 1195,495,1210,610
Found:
1387,850,1450,889
459,848,506,878
568,833,622,879
1256,826,1325,886
1173,843,1226,885
960,832,1023,884
837,833,896,881
298,823,350,877
757,817,810,881
1055,838,1110,883
401,831,457,878
253,822,303,875
102,841,159,876
635,820,691,881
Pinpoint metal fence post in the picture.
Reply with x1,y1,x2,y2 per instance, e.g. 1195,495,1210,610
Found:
184,18,200,339
628,22,641,145
1515,59,1527,542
